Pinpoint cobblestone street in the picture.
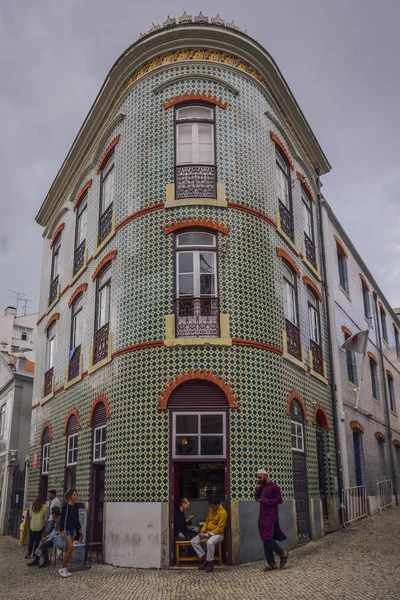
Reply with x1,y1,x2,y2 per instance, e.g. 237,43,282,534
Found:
1,508,399,600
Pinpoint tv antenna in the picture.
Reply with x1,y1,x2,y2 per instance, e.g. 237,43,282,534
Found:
7,290,32,316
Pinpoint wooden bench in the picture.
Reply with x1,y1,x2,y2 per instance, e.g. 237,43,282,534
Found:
84,542,104,567
175,539,223,567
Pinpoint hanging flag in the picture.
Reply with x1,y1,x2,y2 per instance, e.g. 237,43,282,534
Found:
341,330,369,354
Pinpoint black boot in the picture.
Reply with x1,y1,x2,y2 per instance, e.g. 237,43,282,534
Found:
198,556,208,570
204,561,214,573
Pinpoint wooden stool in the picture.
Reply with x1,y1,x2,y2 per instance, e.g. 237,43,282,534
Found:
84,542,104,567
175,539,223,567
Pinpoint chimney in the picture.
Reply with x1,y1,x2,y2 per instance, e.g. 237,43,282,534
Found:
4,306,17,316
16,355,27,373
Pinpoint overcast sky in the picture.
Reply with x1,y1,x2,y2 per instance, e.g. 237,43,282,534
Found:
1,0,399,315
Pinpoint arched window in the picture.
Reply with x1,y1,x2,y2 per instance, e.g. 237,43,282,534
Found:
275,149,293,240
379,305,388,343
41,427,51,475
283,263,298,326
343,330,357,386
290,400,304,452
99,152,115,243
360,277,371,319
68,294,83,380
65,414,78,491
336,240,348,293
302,187,316,267
44,323,56,397
307,289,323,374
175,231,218,338
387,372,396,413
94,265,111,364
175,105,216,199
50,233,61,303
74,193,87,274
92,402,107,463
369,355,380,401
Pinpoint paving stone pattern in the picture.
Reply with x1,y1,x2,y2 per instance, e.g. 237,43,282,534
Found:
2,508,400,600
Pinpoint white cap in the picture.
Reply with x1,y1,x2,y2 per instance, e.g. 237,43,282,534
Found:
257,469,268,474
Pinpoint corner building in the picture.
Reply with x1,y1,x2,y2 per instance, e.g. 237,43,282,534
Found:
30,14,339,567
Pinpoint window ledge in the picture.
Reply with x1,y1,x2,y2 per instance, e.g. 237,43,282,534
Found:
46,287,61,315
339,285,351,301
164,314,231,347
93,215,116,258
390,410,398,417
347,380,358,390
300,252,323,282
282,351,307,371
309,369,330,385
364,316,373,327
372,397,381,405
88,334,112,374
41,377,55,405
69,250,88,286
165,183,227,208
383,339,390,349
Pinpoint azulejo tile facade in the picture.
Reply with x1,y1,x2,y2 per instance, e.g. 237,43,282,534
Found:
30,15,338,568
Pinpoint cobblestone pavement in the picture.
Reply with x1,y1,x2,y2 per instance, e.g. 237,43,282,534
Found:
1,508,400,600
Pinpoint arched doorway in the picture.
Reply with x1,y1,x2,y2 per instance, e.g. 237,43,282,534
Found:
290,399,311,544
88,399,108,544
167,380,231,565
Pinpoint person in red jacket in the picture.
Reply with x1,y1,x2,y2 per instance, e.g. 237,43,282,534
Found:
255,468,288,571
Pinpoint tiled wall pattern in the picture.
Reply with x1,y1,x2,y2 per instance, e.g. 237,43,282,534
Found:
30,53,337,509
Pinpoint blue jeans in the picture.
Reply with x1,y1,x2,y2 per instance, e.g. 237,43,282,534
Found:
40,538,54,562
65,529,76,537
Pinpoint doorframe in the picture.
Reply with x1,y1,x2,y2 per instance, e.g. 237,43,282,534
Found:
168,409,231,566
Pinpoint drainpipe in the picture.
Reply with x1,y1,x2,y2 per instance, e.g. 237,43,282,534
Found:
372,291,398,505
315,169,344,523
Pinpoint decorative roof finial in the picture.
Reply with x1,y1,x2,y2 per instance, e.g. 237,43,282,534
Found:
178,11,192,24
194,11,209,23
163,15,176,27
211,14,225,26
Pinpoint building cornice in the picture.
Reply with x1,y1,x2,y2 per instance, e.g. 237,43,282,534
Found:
36,21,330,227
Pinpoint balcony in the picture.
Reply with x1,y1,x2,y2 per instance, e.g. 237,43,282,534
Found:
175,165,216,199
49,275,59,305
73,241,86,274
285,319,302,361
99,203,113,244
175,297,220,338
93,322,109,365
310,339,323,375
279,200,294,241
68,345,81,380
44,367,54,397
304,233,316,268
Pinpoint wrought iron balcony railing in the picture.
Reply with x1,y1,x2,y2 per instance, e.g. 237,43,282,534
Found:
310,339,323,375
175,165,217,199
68,345,81,380
304,233,316,268
99,203,113,244
175,297,220,338
285,319,302,361
279,200,294,241
44,367,54,397
49,275,59,304
93,322,109,365
73,241,86,274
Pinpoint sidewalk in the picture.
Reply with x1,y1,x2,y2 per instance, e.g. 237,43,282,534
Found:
1,507,399,600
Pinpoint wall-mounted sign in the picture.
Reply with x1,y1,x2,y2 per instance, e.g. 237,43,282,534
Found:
32,453,38,470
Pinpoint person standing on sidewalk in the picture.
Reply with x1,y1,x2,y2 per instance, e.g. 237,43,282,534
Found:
255,468,288,572
58,489,83,578
25,495,47,559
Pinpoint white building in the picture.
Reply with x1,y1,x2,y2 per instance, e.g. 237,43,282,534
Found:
0,307,38,362
322,199,400,513
0,353,35,537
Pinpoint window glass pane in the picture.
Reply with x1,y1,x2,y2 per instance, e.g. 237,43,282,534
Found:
201,414,223,434
178,252,194,273
175,436,199,456
291,435,297,449
177,106,213,120
297,436,303,450
283,264,294,284
197,124,214,164
201,436,224,455
176,414,198,434
199,252,215,296
283,279,297,325
98,266,111,288
303,201,313,239
102,166,114,212
178,275,194,296
275,161,289,208
77,206,87,246
291,422,296,435
177,232,215,247
177,124,193,164
73,309,83,348
308,304,319,344
95,428,101,444
98,283,110,329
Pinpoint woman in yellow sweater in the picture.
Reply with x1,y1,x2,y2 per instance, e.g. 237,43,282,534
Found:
25,496,47,559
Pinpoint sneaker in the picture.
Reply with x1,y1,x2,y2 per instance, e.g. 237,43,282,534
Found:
58,568,70,578
27,560,40,567
38,560,51,569
24,554,31,559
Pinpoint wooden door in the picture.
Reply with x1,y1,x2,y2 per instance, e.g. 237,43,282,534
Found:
292,451,311,543
89,464,105,543
316,428,328,520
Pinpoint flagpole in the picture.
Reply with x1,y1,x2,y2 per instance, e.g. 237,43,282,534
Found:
354,318,371,409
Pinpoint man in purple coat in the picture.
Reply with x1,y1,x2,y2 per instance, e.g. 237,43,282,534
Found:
255,468,288,571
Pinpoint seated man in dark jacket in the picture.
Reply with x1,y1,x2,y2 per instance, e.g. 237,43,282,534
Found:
174,498,196,540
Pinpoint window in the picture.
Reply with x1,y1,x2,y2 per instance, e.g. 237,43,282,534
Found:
361,281,371,319
176,106,215,166
96,266,111,331
302,188,313,241
51,234,61,283
370,358,380,400
173,412,226,458
291,420,304,452
380,307,388,343
275,150,291,210
67,433,78,466
100,154,114,215
353,431,365,486
307,290,320,345
46,323,56,371
395,328,400,360
388,374,396,412
42,442,50,474
176,232,217,298
344,332,357,385
74,194,87,273
336,243,348,293
0,404,5,437
93,425,106,462
71,294,83,350
282,263,298,326
12,325,33,342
